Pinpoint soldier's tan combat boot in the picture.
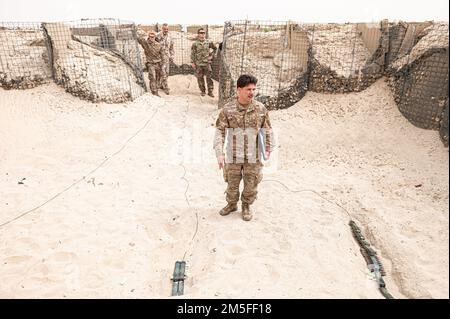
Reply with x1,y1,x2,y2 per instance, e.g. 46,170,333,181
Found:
242,203,253,221
208,92,214,98
219,203,238,216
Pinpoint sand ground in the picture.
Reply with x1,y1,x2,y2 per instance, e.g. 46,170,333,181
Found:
0,75,448,298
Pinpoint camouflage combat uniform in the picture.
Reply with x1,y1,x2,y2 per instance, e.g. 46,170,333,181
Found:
191,39,217,94
156,32,174,92
214,99,273,207
137,36,163,95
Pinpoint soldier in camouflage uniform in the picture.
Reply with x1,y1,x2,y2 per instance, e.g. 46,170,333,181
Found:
156,23,174,95
191,28,217,97
137,31,163,96
213,74,273,221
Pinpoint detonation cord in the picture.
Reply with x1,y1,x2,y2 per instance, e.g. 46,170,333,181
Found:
0,89,394,299
170,91,200,296
177,92,199,262
0,98,163,228
261,179,353,220
261,178,395,299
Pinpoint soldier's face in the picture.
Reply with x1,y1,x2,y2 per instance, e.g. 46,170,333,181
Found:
198,31,206,40
237,84,256,104
163,26,169,34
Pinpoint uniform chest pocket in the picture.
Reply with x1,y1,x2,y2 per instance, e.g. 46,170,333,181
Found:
246,113,264,128
227,114,243,128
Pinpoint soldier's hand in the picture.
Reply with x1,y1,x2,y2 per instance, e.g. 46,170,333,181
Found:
191,63,196,69
265,151,270,160
217,155,225,170
137,28,147,38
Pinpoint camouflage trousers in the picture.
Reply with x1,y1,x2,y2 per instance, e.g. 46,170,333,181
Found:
223,163,263,205
147,62,162,94
195,64,213,94
157,59,170,91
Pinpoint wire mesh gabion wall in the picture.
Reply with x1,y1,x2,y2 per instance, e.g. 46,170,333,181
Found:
388,22,449,130
0,22,52,89
1,19,449,145
307,21,389,94
219,20,311,109
218,20,390,109
42,18,146,103
385,21,434,66
440,98,449,147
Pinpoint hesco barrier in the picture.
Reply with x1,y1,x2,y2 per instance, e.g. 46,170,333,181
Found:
218,20,389,109
42,19,146,103
388,23,449,130
0,22,52,89
219,20,311,109
440,98,449,147
1,19,449,146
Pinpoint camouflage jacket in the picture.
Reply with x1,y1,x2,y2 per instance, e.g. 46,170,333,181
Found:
191,39,217,66
156,32,174,61
137,37,162,64
214,99,273,163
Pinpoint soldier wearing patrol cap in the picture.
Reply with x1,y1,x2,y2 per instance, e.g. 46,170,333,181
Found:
213,74,274,221
156,23,174,95
191,28,217,97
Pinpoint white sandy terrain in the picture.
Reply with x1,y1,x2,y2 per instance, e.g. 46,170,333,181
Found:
0,75,448,298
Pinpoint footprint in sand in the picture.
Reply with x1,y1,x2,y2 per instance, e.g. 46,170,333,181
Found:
45,251,78,263
13,237,41,251
310,228,328,241
83,270,107,289
32,263,50,276
274,234,293,253
2,255,34,265
228,244,245,255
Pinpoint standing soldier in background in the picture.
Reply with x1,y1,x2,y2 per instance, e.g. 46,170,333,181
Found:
156,23,174,95
137,30,163,96
214,74,273,221
191,28,217,97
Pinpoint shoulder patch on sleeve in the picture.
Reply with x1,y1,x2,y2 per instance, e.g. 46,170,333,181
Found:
253,100,267,112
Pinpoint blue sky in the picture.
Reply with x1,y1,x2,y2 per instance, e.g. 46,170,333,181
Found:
0,0,448,24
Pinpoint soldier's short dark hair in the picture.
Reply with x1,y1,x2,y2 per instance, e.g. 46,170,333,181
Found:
237,74,258,88
197,28,205,34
